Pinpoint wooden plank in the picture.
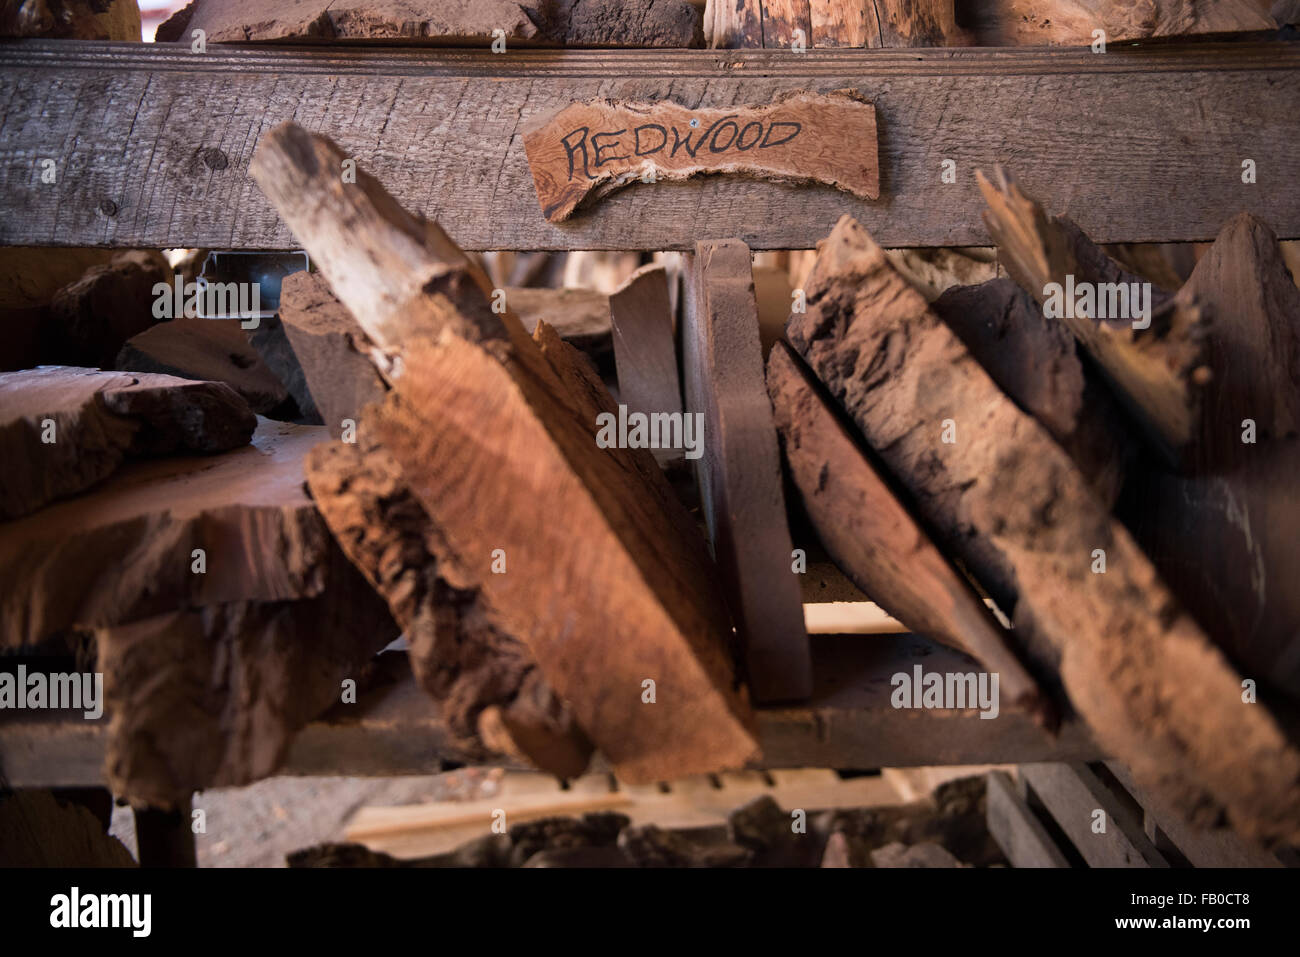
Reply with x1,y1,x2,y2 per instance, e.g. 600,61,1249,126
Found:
0,635,1103,788
683,239,812,702
985,770,1070,868
1106,762,1284,868
1019,762,1168,867
809,0,876,47
1,41,1298,250
608,264,683,466
760,0,812,48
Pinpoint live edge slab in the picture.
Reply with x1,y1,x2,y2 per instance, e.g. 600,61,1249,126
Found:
0,41,1297,249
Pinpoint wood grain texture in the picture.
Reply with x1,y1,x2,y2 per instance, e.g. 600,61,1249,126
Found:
609,263,683,464
683,240,811,702
0,365,255,521
809,0,875,47
522,90,878,222
0,419,336,650
766,341,1043,718
1121,214,1300,697
786,215,1300,846
3,41,1298,250
759,0,812,47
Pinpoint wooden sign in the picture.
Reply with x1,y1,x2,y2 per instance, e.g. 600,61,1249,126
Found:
523,90,879,222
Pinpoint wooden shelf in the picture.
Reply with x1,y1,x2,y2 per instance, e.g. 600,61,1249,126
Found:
0,634,1099,790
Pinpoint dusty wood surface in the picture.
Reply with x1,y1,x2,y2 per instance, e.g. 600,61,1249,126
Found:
766,341,1042,717
0,365,254,521
0,419,333,650
979,169,1210,467
277,271,388,437
985,770,1069,867
683,240,811,702
4,42,1299,250
253,123,758,782
932,278,1133,507
1120,214,1300,697
116,316,291,415
786,215,1300,846
523,90,878,222
157,0,703,47
0,636,1102,789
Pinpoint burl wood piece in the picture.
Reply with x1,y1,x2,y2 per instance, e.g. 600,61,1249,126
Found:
158,0,702,47
0,419,333,650
1122,214,1300,697
766,341,1043,719
786,215,1300,845
683,240,811,702
116,316,291,415
932,278,1133,507
252,123,757,782
523,91,878,222
978,168,1209,467
278,270,388,438
609,264,682,464
0,365,254,521
99,582,397,809
305,432,593,779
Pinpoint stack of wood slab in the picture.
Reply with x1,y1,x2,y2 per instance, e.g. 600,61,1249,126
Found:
0,367,398,808
766,169,1300,849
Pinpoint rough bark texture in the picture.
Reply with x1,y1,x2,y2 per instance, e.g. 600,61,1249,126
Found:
932,278,1133,507
523,91,879,222
304,433,593,778
978,169,1210,467
766,341,1044,719
253,123,756,782
158,0,702,46
99,582,396,809
682,240,811,703
786,215,1300,846
0,365,255,521
115,316,291,416
0,419,331,650
277,270,389,438
1121,214,1300,698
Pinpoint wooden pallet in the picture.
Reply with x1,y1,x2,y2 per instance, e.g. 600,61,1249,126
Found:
986,764,1295,868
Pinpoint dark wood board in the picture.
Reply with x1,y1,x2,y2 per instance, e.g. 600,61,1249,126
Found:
1,41,1298,250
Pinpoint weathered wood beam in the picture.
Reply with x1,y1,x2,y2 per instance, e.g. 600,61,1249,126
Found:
2,42,1298,250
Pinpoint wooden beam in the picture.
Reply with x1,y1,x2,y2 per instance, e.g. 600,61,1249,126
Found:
0,636,1103,789
985,770,1070,868
2,42,1298,250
